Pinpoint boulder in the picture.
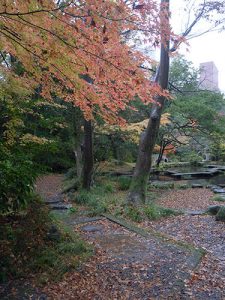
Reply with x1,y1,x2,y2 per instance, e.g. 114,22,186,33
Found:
215,206,225,222
207,205,221,215
212,188,225,194
209,185,220,191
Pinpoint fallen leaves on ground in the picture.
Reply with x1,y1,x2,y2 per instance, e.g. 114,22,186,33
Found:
142,214,225,298
155,188,217,210
35,174,64,199
30,175,225,299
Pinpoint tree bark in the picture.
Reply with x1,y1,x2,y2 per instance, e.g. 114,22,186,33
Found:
127,0,170,205
156,142,166,167
74,146,82,179
82,120,94,189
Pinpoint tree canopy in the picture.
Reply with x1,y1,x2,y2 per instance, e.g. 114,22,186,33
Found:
0,0,171,123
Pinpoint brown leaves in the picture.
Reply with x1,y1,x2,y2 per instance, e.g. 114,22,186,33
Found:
155,188,214,210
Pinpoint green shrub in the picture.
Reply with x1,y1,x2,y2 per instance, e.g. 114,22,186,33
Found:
179,151,202,166
75,191,92,204
160,207,177,217
118,176,131,190
124,206,142,222
0,148,37,212
103,183,115,193
69,207,78,214
144,205,159,220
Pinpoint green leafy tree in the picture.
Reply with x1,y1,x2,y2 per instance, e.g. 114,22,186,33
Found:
155,56,225,165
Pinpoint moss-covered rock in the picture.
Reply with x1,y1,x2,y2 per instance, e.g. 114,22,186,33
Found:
215,206,225,222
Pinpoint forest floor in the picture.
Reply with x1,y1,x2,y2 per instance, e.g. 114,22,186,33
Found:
1,174,225,299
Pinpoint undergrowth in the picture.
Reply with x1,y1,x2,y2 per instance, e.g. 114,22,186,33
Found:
71,177,179,222
212,195,225,202
0,197,91,284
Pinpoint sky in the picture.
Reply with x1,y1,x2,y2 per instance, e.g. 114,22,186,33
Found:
170,0,225,92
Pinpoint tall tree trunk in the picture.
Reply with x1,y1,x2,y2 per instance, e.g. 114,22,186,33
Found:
82,120,94,189
71,107,83,181
74,146,82,179
127,0,170,205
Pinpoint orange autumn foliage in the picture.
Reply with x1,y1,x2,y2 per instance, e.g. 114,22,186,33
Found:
153,143,175,154
0,0,171,124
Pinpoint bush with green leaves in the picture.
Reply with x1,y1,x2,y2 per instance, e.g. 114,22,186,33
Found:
0,147,37,213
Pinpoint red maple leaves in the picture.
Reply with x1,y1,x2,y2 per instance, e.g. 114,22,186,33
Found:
0,0,171,123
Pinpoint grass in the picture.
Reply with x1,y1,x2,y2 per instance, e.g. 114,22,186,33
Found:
149,182,175,190
175,183,190,189
117,176,132,190
144,205,178,220
212,195,225,202
0,198,91,284
69,176,180,223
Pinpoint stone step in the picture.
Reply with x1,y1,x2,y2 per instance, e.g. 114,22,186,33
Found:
191,184,204,188
44,195,62,204
212,188,225,194
184,210,206,216
49,203,72,210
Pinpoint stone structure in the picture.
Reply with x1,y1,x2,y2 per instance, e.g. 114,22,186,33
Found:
199,61,219,91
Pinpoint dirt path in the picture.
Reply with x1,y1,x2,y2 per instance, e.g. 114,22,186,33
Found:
34,175,205,299
44,217,204,299
35,174,64,199
7,174,222,299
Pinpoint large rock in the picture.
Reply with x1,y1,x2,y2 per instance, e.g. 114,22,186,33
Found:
212,188,225,194
215,206,225,222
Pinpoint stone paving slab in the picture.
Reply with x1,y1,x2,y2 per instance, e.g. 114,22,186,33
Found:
72,215,205,299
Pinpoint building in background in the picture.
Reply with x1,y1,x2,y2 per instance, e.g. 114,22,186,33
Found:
199,61,219,91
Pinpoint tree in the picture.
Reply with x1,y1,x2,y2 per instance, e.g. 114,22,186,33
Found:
127,0,225,205
127,0,170,205
153,55,225,165
0,0,166,122
1,0,170,190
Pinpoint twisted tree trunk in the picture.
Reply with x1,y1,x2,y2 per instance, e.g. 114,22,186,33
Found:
127,0,170,205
